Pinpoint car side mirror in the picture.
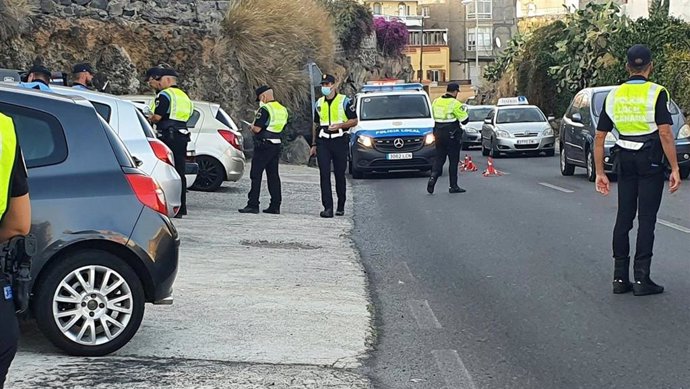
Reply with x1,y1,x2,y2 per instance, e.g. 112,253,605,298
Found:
484,118,492,124
571,113,582,123
132,156,144,168
547,115,555,122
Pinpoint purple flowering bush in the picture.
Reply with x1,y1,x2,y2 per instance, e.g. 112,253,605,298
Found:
374,17,409,56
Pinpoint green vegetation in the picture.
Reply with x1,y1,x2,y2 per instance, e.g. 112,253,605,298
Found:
318,0,374,53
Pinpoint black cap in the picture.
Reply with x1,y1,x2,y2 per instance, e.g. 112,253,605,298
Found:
320,74,336,84
144,67,164,81
72,63,94,74
28,65,51,78
447,83,460,92
159,68,179,78
627,44,652,67
255,85,271,101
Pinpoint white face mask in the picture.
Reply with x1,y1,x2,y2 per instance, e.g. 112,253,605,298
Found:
259,100,266,107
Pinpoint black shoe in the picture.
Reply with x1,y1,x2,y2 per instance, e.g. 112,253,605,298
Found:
335,209,345,216
612,279,633,294
238,206,260,214
449,186,466,193
263,207,280,214
427,177,437,194
633,279,664,296
173,213,183,219
320,209,334,218
178,208,187,216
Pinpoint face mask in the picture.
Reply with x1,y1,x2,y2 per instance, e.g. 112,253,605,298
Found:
321,87,332,96
259,101,266,107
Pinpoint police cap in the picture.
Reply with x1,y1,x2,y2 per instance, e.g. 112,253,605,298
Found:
144,67,164,81
627,44,652,67
28,65,51,78
255,85,271,101
320,74,336,84
72,63,94,74
447,82,460,92
159,68,179,78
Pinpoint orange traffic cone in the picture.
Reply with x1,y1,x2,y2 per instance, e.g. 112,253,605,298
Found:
459,155,469,170
483,157,503,177
462,155,478,172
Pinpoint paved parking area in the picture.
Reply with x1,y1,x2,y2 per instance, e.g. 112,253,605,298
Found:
9,164,373,388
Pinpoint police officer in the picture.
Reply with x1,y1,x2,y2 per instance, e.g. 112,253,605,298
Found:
595,44,681,296
238,86,288,214
0,112,31,388
147,68,194,218
18,65,52,92
71,63,95,90
310,74,358,218
427,83,469,194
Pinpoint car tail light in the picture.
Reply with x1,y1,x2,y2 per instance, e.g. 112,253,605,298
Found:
148,139,175,166
218,129,242,150
125,173,168,215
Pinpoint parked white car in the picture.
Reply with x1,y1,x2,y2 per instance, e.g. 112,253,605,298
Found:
52,86,183,217
122,95,246,192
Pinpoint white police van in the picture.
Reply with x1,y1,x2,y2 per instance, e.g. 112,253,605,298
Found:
349,82,436,179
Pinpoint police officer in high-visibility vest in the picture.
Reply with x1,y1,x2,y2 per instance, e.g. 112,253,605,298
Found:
148,68,194,218
239,86,288,214
595,44,681,296
71,63,94,90
18,65,52,92
310,74,358,218
427,83,469,194
0,113,31,388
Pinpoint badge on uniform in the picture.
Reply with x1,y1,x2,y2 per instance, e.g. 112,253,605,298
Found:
3,285,12,301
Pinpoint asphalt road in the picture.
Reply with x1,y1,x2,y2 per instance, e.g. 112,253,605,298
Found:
353,150,690,389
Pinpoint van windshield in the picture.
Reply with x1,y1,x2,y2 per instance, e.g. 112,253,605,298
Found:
360,95,430,121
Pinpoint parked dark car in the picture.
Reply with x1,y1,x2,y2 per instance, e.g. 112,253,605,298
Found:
0,85,179,356
560,85,690,181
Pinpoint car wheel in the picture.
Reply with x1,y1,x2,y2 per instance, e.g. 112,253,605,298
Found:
192,156,224,192
586,148,596,182
481,141,489,156
33,249,145,356
560,146,575,176
681,166,690,179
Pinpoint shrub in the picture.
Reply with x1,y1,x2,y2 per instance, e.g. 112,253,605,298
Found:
318,0,373,52
373,17,408,56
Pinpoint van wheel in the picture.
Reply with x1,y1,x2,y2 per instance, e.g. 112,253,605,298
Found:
586,148,596,182
560,146,575,176
33,250,145,356
192,156,224,192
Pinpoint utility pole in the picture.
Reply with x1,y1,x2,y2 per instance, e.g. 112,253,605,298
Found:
419,16,424,82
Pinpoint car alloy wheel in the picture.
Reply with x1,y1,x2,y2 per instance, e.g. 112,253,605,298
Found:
560,146,574,176
586,149,596,182
192,156,224,192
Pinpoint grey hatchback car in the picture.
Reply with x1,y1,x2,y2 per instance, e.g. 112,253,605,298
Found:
0,85,179,356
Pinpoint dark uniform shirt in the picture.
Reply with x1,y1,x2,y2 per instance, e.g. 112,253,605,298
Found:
597,75,673,134
253,105,271,131
313,95,357,129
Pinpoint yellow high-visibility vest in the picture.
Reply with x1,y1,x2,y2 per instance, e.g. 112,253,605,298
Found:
317,94,348,126
432,96,468,123
605,81,667,136
263,101,288,133
0,113,18,222
158,87,193,122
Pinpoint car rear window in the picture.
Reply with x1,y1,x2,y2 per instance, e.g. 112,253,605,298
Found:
91,101,112,122
0,102,68,168
360,94,430,121
187,110,201,128
135,108,156,138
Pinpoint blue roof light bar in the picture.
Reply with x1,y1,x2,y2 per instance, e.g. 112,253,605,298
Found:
361,83,425,93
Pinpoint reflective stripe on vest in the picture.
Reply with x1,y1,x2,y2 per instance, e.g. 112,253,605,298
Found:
604,82,666,136
263,101,288,134
159,87,193,122
317,94,348,126
432,97,460,123
0,113,17,222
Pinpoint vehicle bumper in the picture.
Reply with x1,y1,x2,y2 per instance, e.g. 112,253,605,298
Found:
496,135,555,153
185,162,198,189
155,164,183,217
128,208,180,304
222,146,246,182
463,131,482,145
352,144,436,172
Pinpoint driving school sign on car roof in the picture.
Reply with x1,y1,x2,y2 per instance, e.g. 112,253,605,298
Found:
497,96,529,106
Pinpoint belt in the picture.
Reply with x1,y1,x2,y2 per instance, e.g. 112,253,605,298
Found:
319,129,345,139
615,139,644,151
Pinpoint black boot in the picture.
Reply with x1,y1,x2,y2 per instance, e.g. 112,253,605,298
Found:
427,176,437,194
449,186,466,194
263,206,280,214
320,208,334,218
238,206,260,214
633,258,664,296
612,257,632,294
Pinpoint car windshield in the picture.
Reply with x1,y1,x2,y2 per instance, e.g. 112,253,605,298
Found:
496,107,546,124
360,95,430,121
592,90,681,117
468,107,493,122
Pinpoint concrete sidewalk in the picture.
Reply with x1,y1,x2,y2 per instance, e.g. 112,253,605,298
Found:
9,164,373,388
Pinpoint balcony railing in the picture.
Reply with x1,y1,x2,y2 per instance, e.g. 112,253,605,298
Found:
374,14,423,27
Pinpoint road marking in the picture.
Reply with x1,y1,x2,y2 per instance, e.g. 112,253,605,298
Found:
538,182,574,193
401,262,415,281
432,349,478,389
658,219,690,234
408,300,442,329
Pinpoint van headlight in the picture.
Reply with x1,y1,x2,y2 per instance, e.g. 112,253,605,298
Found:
357,135,373,148
605,132,618,143
424,133,435,145
678,124,690,139
542,128,553,136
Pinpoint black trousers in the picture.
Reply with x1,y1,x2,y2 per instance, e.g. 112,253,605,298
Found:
316,136,348,210
162,134,189,214
0,278,18,389
247,142,281,208
612,148,665,281
432,129,461,187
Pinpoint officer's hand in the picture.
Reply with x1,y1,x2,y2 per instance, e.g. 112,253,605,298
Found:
595,174,610,196
310,146,317,157
669,169,681,193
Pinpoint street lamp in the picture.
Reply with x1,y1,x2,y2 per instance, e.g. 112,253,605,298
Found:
462,0,479,87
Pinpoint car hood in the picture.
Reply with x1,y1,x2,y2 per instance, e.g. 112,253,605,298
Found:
495,122,551,133
353,118,434,137
465,120,484,132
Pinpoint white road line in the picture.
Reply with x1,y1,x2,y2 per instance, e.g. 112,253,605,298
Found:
407,300,442,329
432,349,478,389
658,219,690,234
538,182,574,193
401,262,415,281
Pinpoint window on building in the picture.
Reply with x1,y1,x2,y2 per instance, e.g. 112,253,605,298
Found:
373,2,382,15
426,70,446,82
466,0,492,19
422,6,430,16
398,2,407,16
527,3,537,16
466,27,492,51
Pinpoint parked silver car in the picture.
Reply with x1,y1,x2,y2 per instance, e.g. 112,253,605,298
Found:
463,105,495,149
481,103,556,157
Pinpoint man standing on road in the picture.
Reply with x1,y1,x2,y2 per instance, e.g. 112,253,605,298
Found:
594,44,681,296
427,83,469,194
239,86,288,215
71,63,95,90
310,74,358,218
148,68,194,218
0,112,32,389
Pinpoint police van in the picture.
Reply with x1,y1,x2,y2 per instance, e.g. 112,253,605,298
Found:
349,82,436,179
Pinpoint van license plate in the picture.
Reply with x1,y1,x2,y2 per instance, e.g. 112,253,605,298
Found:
387,153,413,160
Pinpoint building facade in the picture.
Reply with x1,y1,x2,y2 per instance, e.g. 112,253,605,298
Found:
621,0,690,21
